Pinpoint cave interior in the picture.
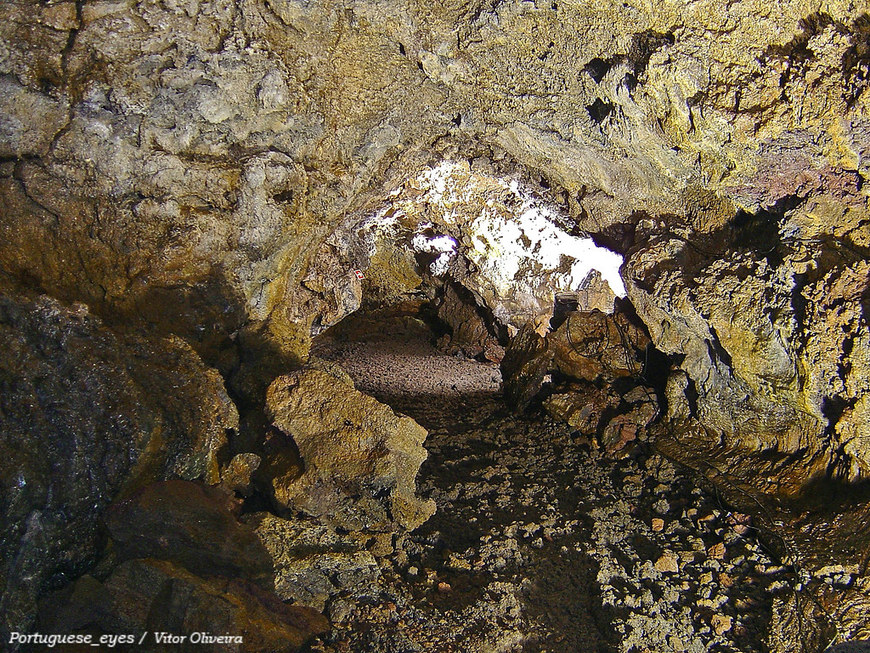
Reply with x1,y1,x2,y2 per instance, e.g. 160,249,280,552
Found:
1,1,869,652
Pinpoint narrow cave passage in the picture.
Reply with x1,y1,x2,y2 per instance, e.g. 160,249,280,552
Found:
306,303,790,653
311,303,502,426
2,2,869,649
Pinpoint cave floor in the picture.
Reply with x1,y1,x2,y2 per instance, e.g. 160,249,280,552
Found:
307,310,792,653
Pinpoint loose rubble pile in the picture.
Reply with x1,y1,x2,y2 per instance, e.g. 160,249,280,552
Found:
3,288,866,652
306,314,799,652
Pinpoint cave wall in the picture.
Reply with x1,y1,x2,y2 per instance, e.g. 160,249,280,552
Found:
0,0,868,547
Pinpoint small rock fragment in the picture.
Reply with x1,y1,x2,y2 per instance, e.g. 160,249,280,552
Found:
710,614,733,635
708,542,726,559
221,453,261,496
655,551,680,573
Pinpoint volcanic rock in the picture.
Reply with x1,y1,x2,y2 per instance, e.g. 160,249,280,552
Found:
265,368,435,531
105,480,272,584
543,385,622,434
221,453,262,497
0,295,237,638
38,558,328,653
548,309,650,383
435,283,503,362
249,513,382,613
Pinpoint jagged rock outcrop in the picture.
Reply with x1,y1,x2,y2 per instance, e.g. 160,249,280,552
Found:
502,307,658,456
502,307,650,409
38,481,328,653
39,558,328,653
0,0,866,480
549,308,650,382
434,283,504,362
371,160,627,328
500,319,552,410
0,295,237,639
104,481,272,583
624,217,869,486
6,0,864,372
265,367,435,531
248,513,383,614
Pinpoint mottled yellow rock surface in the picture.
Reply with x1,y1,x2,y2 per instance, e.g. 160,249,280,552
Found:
266,368,435,531
1,0,869,644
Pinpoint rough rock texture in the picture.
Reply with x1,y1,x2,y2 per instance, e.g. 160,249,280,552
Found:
359,160,627,329
105,481,272,584
0,0,866,479
8,0,863,365
618,204,870,644
39,559,328,653
249,513,382,614
544,384,623,434
625,228,870,485
0,295,237,639
311,304,504,403
36,481,328,652
500,319,553,409
1,0,870,648
221,452,262,497
306,326,797,653
549,308,650,383
265,368,436,531
502,307,650,409
434,283,504,362
631,219,870,640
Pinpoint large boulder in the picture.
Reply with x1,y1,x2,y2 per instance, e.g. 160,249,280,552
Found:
36,480,328,653
502,307,650,410
265,368,435,531
548,308,650,383
0,295,237,639
38,481,329,652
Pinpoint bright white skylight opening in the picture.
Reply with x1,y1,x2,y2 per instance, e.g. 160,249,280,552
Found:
360,161,627,325
411,228,458,277
418,162,626,299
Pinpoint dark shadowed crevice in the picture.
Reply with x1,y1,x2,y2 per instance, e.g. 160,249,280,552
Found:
587,98,613,123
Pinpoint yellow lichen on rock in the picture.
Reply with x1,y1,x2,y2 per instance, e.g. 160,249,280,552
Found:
265,368,435,531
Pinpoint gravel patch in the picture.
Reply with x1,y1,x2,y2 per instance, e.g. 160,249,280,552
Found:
306,313,793,652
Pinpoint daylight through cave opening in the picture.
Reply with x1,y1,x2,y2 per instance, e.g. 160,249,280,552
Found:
308,158,658,455
309,159,630,346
